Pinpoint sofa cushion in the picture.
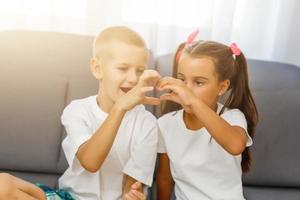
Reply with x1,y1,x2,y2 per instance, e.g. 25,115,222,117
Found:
0,73,67,173
243,186,300,200
1,170,60,189
243,89,300,187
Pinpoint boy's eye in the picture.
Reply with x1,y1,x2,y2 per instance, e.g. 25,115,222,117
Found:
117,67,127,71
137,69,145,75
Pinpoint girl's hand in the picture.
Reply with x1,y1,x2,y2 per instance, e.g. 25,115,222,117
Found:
124,182,146,200
157,77,196,108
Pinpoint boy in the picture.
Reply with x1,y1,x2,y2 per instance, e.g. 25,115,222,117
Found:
59,26,160,200
0,26,156,200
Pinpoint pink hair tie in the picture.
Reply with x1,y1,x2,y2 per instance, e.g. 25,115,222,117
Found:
230,43,241,58
176,29,200,63
186,29,200,45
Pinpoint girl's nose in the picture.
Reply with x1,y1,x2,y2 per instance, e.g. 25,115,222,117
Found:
186,81,193,89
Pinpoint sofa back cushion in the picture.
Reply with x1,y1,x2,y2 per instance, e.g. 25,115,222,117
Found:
0,30,98,104
243,89,300,187
0,73,67,173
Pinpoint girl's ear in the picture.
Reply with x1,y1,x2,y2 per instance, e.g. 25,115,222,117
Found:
218,79,230,96
90,58,103,80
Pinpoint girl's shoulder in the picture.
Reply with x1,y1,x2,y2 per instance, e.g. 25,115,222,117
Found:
218,103,247,128
158,109,182,125
218,103,246,120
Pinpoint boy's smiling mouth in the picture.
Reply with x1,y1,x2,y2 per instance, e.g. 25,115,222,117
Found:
120,87,133,93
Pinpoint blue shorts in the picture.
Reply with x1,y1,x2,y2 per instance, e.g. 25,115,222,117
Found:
36,183,75,200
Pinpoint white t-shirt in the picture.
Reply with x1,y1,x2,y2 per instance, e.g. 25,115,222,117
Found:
59,95,158,200
158,103,252,200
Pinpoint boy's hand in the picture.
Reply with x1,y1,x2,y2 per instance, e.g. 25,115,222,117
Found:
138,69,161,87
115,70,161,111
124,182,146,200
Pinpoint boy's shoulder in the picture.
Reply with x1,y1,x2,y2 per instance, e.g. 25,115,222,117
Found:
62,95,96,116
128,105,157,121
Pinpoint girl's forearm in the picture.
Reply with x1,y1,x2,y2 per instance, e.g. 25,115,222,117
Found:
156,178,174,200
191,99,247,155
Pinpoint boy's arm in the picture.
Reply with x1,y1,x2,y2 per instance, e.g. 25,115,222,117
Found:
76,105,126,172
156,153,174,200
122,175,143,195
76,70,161,173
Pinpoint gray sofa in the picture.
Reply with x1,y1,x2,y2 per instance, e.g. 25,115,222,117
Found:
1,30,300,199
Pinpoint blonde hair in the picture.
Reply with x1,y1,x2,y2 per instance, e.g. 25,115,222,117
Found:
93,26,146,59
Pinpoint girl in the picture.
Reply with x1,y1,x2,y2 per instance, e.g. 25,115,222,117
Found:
156,37,258,200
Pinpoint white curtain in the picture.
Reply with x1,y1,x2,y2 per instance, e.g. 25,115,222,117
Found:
0,0,299,66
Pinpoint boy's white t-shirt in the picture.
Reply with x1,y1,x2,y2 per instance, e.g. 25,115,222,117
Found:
59,95,158,200
158,103,253,200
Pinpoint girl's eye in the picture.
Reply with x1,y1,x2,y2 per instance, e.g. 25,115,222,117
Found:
195,80,204,86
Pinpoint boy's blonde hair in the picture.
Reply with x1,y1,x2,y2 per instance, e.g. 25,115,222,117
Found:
93,26,146,59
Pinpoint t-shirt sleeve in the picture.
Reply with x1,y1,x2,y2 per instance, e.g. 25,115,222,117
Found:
61,102,92,169
122,113,158,187
221,109,253,147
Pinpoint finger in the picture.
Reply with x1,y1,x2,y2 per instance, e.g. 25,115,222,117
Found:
131,182,142,190
139,70,161,86
142,97,160,105
159,84,181,94
157,77,176,89
140,86,155,93
131,189,146,200
157,77,183,90
126,192,139,200
159,93,182,104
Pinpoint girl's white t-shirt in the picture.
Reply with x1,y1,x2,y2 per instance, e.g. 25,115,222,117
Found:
59,95,158,200
158,103,252,200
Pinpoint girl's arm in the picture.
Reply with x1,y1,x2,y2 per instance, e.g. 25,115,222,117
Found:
156,153,174,200
191,99,247,155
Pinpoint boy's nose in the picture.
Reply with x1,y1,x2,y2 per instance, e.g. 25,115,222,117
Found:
126,71,138,85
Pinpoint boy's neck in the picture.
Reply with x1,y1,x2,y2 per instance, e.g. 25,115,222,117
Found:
96,94,113,113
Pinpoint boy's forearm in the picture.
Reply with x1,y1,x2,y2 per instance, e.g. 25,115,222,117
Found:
122,175,142,196
76,105,127,172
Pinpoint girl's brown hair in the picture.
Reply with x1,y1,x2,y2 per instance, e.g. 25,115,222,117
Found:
161,41,259,172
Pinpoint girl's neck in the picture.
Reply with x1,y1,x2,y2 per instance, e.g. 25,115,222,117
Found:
183,103,218,131
183,111,204,131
